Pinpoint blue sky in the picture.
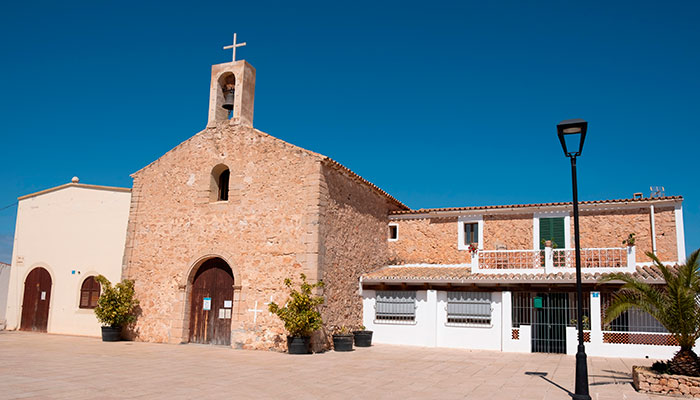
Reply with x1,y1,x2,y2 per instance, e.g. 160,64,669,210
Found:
1,0,698,263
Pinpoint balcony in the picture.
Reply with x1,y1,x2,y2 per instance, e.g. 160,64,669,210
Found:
472,245,635,274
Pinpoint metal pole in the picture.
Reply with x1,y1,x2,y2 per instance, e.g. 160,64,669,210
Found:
570,156,590,400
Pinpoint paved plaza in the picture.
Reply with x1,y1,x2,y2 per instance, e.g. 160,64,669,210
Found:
0,331,673,399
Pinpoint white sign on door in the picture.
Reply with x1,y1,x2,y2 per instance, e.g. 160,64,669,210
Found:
224,300,232,308
40,291,46,301
203,297,212,311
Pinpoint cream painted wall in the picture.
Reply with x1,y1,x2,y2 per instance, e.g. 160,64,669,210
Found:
5,184,131,337
0,263,10,328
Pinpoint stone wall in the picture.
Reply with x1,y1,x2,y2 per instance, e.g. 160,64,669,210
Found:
122,124,323,350
633,366,700,397
318,162,401,338
388,205,679,265
483,214,533,250
387,217,467,264
578,206,677,263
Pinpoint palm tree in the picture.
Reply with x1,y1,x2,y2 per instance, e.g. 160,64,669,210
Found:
599,249,700,376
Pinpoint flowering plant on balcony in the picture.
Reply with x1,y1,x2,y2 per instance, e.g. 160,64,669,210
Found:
467,243,478,255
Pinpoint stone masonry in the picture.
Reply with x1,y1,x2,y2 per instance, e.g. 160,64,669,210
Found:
318,162,402,336
633,366,700,397
389,205,679,265
122,123,404,350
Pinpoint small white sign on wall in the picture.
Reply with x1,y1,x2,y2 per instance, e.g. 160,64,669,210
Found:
203,297,211,311
224,300,232,308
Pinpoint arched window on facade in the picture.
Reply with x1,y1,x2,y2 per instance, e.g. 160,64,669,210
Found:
79,276,101,309
210,164,230,202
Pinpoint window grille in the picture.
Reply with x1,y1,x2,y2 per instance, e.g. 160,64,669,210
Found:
376,291,416,322
601,292,667,333
447,292,491,325
511,292,590,328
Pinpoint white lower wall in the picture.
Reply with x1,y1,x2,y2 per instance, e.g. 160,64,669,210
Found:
362,290,436,347
436,291,502,351
362,289,502,350
362,289,694,359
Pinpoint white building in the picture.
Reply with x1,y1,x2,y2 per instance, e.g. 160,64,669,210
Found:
361,197,691,359
4,179,131,337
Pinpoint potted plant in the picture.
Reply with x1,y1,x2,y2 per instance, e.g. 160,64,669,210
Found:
332,326,354,352
353,325,373,347
622,233,636,247
93,275,139,342
268,273,324,354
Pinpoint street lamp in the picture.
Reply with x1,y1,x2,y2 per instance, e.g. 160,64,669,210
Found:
557,118,590,400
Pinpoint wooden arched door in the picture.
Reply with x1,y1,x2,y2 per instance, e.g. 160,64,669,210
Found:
189,258,234,345
20,267,52,332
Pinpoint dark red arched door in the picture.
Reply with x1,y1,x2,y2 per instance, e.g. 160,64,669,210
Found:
20,267,52,332
189,258,234,345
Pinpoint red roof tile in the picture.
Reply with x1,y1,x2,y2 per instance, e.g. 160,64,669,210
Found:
390,196,683,216
362,265,670,285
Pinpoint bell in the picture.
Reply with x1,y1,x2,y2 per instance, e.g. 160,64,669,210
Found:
222,89,235,111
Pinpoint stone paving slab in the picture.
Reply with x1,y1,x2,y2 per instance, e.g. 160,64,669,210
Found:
0,331,676,399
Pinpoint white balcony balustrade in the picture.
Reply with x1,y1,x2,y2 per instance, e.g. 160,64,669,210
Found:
471,245,636,274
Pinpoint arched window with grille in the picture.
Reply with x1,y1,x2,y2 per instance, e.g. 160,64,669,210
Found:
79,276,101,309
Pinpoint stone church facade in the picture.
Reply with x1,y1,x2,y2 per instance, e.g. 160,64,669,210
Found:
121,59,405,350
5,54,688,358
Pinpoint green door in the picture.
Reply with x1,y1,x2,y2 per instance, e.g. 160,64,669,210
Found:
540,217,565,249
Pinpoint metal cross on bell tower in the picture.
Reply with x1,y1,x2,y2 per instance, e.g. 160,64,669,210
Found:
223,33,247,62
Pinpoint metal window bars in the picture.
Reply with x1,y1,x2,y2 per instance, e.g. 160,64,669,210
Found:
601,292,667,333
511,292,590,328
375,291,417,322
446,292,492,325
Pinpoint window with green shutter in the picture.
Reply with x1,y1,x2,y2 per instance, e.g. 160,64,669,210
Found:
539,217,565,249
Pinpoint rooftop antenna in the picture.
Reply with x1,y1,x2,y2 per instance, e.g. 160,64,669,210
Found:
649,186,665,198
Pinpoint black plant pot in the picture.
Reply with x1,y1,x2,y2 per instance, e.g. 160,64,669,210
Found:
332,334,354,352
286,335,312,354
101,326,122,342
353,330,373,347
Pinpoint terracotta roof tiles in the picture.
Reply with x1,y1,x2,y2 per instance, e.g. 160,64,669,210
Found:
390,196,683,216
362,265,671,285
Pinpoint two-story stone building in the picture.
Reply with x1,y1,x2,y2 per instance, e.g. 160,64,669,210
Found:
361,197,687,359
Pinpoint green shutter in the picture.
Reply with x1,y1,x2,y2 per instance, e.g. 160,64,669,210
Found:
540,217,565,249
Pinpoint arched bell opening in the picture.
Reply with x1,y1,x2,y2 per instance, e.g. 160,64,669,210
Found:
218,72,236,119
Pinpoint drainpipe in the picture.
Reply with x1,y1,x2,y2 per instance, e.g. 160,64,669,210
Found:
650,205,657,255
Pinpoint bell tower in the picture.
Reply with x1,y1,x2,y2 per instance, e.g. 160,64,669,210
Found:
207,34,256,127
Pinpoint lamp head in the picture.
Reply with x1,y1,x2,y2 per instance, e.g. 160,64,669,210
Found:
557,118,587,158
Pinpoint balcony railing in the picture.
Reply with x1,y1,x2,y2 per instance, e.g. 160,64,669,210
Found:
473,246,634,273
552,248,627,269
478,250,542,270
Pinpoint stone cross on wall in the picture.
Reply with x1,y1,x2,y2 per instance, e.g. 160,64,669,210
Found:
223,33,247,62
247,300,264,324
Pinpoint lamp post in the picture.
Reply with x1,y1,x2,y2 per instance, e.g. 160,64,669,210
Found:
557,118,590,400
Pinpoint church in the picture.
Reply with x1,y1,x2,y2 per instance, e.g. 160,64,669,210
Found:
4,40,690,357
